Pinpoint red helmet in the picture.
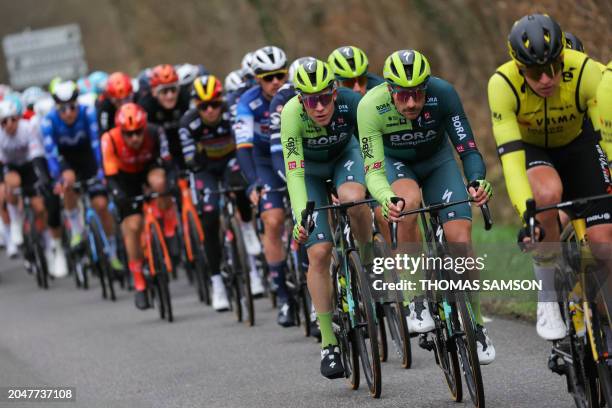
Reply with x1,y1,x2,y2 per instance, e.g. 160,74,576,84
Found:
149,64,179,88
106,72,133,100
115,103,147,131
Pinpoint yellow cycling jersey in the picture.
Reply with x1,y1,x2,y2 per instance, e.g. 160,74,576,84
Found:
487,49,603,217
596,61,612,161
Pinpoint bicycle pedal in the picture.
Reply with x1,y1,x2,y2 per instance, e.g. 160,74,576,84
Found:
547,353,566,376
418,334,435,351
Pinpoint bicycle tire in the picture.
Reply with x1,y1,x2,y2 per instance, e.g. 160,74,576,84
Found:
455,291,485,407
230,217,254,327
331,249,359,390
350,250,382,398
223,224,242,322
376,304,388,363
91,222,116,301
187,211,209,304
151,227,173,322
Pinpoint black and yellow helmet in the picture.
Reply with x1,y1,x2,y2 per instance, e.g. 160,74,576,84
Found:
508,14,565,66
191,75,223,102
293,59,335,94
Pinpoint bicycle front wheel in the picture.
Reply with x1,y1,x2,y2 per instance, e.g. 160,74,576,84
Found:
91,223,116,301
454,291,485,407
151,227,173,323
187,212,209,304
350,251,382,398
230,218,254,326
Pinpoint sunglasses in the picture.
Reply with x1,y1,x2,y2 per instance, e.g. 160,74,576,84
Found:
257,70,288,82
122,128,145,139
197,100,223,111
301,90,335,109
521,59,563,81
0,116,18,127
340,76,367,88
58,103,77,113
157,85,179,95
390,84,427,104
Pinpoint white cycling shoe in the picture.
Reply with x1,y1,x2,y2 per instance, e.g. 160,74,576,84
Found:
211,274,229,311
250,269,265,296
407,299,435,333
475,325,496,365
50,244,68,278
241,221,261,256
10,220,23,247
536,302,567,340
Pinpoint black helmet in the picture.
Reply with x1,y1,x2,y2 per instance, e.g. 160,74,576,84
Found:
508,14,565,66
564,31,584,52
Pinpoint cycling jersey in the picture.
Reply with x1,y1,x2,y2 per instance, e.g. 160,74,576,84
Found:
41,104,101,180
179,106,235,166
597,61,612,162
358,79,485,206
138,88,191,168
234,85,272,185
487,49,603,216
0,119,45,166
226,85,249,124
281,87,362,222
270,83,297,178
101,125,169,176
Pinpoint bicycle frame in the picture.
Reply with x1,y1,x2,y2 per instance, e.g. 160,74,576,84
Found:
142,200,173,276
179,176,204,263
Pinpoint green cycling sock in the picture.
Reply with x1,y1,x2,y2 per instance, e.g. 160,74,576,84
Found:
469,291,484,326
317,312,338,348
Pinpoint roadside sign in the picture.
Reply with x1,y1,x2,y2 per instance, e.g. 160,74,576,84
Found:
2,24,88,89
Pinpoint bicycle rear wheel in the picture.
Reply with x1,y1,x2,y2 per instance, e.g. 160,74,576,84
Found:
231,218,254,326
454,291,485,407
350,251,381,398
376,304,388,362
151,227,173,322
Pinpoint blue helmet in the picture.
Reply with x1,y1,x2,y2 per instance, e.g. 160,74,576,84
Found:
88,71,109,95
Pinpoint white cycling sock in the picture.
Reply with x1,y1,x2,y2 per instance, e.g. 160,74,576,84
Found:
7,203,22,224
533,261,557,303
248,254,258,275
3,221,10,245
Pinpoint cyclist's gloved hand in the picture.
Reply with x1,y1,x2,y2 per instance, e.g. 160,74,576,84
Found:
292,223,308,244
468,179,493,207
383,196,404,222
247,182,262,206
517,218,546,252
96,167,105,181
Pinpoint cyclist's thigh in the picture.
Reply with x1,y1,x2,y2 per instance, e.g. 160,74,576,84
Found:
525,143,563,204
254,160,284,212
417,148,471,224
116,172,147,222
554,128,612,227
195,167,221,213
332,138,366,193
302,165,334,248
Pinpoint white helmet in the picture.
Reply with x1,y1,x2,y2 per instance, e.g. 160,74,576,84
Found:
241,52,255,77
288,56,316,84
33,97,55,118
22,86,47,107
177,63,200,86
0,99,19,121
225,69,245,93
251,46,287,75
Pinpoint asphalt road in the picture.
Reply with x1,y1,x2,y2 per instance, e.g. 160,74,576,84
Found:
0,254,575,408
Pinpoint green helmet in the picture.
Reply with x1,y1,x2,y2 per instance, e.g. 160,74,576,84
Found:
327,46,369,79
293,59,335,94
383,50,431,88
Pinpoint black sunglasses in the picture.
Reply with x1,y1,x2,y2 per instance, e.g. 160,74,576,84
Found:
260,72,287,82
1,116,18,127
58,103,77,113
122,128,145,139
197,101,223,111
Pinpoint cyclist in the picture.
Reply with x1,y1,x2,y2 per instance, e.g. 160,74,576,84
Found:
176,63,208,92
96,72,135,133
488,14,611,340
328,45,384,96
41,81,122,272
138,64,191,170
235,45,289,298
358,49,495,364
0,99,66,272
101,103,172,310
224,69,245,94
22,87,47,120
179,75,259,311
283,59,372,378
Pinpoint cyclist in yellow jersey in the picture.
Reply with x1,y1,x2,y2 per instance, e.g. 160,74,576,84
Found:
597,62,612,164
488,14,612,341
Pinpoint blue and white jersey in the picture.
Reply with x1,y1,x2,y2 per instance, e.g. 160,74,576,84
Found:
41,104,101,180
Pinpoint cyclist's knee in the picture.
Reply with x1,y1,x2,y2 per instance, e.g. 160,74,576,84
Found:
262,210,284,233
91,195,109,213
443,220,472,243
121,214,143,237
147,168,166,192
31,196,46,215
61,169,76,186
307,243,332,271
4,171,20,189
338,182,365,204
587,225,612,259
532,185,562,207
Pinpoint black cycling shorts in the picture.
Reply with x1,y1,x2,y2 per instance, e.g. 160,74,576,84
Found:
62,150,106,197
524,119,612,228
4,163,38,195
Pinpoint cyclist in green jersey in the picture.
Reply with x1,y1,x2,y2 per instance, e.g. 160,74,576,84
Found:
282,59,372,379
358,49,495,364
328,46,384,96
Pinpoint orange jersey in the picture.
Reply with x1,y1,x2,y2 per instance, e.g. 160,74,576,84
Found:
101,125,169,175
